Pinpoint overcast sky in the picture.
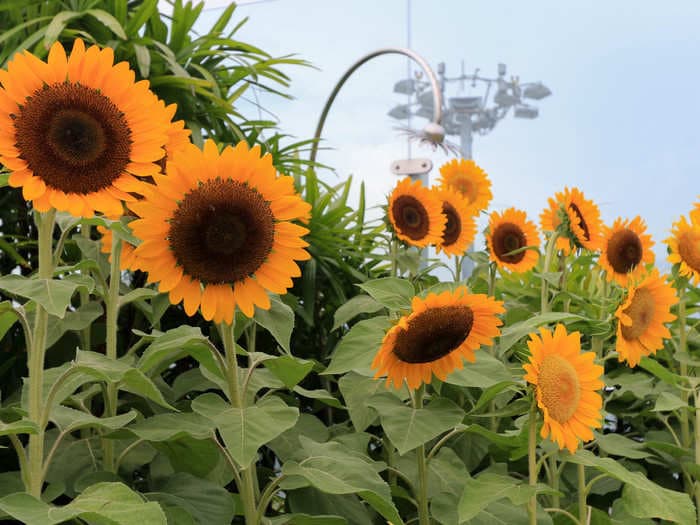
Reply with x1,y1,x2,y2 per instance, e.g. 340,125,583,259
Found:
195,0,700,266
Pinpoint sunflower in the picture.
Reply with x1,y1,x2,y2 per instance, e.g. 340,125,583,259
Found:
436,158,492,212
615,269,676,367
523,324,604,453
0,39,173,217
371,286,504,390
486,208,540,272
667,215,700,285
539,187,603,253
434,188,477,257
387,178,445,248
129,140,311,322
599,216,654,286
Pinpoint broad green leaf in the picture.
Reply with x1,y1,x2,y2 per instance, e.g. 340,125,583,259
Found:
254,295,295,353
263,355,314,388
457,472,537,521
125,413,215,441
0,419,38,436
268,413,330,462
368,393,464,455
85,9,128,39
283,437,403,525
119,288,159,308
639,357,682,386
0,492,51,525
444,350,512,388
268,514,346,525
357,277,414,310
191,393,298,466
46,302,103,348
332,295,383,331
498,312,584,353
48,482,167,524
338,372,385,431
0,275,92,318
146,473,235,525
137,325,222,379
50,406,136,434
294,386,344,408
323,317,390,376
594,432,651,459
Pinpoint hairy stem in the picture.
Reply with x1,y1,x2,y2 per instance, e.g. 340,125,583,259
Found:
414,387,430,525
528,396,538,525
540,232,559,314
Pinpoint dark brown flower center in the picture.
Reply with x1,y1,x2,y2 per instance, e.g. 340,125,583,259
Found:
606,228,643,274
441,201,461,247
620,288,655,340
678,231,700,274
569,203,590,241
392,195,429,241
168,178,275,284
13,83,131,194
492,222,527,263
392,305,473,363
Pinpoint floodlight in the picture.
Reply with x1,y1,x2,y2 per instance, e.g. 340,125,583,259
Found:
523,82,551,100
388,104,412,120
514,105,538,119
449,96,482,113
393,78,416,95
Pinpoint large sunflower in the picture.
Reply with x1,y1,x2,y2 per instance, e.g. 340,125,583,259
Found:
387,178,445,248
539,187,603,253
372,286,504,390
523,324,604,453
130,140,311,322
436,158,492,212
0,39,172,217
615,269,676,367
599,216,654,286
434,188,477,257
666,215,700,285
486,208,540,272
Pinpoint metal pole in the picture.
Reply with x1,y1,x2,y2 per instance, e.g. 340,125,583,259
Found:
460,117,475,280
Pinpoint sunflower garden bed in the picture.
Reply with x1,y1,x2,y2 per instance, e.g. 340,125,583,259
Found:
0,2,698,525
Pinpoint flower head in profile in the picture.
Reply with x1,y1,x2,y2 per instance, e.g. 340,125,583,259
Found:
599,216,654,286
540,187,603,253
387,177,445,248
523,324,604,453
434,188,477,257
615,269,676,367
437,158,492,212
486,208,541,272
130,140,311,322
666,214,700,285
0,39,172,217
372,286,504,390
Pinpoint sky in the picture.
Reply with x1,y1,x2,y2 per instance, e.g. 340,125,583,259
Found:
194,0,700,265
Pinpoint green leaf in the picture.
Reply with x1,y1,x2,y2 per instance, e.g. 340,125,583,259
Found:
338,372,386,431
283,437,403,525
137,326,222,379
263,355,314,389
594,432,651,459
332,295,383,331
85,9,128,39
255,295,295,353
43,10,81,46
268,514,346,525
125,413,214,441
639,357,682,386
191,393,298,466
0,274,92,318
50,406,136,434
119,288,159,308
46,302,103,348
268,414,330,462
0,419,38,437
444,350,513,388
323,317,390,376
48,482,167,524
357,277,414,310
294,386,344,408
368,393,464,455
146,473,235,525
0,492,52,525
457,472,537,522
498,312,585,353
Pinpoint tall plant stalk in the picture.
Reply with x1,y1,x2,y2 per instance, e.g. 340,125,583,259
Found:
27,208,56,497
528,396,538,525
413,386,430,525
102,234,122,472
221,321,257,523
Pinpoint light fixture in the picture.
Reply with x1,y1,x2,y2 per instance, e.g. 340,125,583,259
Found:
388,104,412,120
523,82,552,100
393,78,416,95
514,105,539,119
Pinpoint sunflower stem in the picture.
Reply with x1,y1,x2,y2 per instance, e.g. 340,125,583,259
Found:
548,455,560,508
540,232,559,314
27,208,56,497
390,237,399,278
693,389,700,525
102,234,122,473
454,255,463,282
221,320,257,524
413,386,431,525
528,394,539,525
79,224,92,352
487,262,498,433
577,463,587,525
